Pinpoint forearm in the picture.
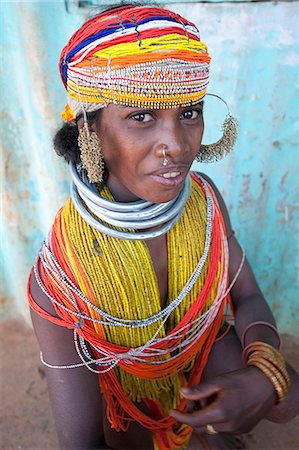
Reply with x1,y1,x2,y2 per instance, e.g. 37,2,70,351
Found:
265,362,299,423
45,363,107,450
228,235,280,349
232,294,299,423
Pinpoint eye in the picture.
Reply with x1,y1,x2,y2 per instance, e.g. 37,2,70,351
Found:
131,112,153,123
181,109,202,120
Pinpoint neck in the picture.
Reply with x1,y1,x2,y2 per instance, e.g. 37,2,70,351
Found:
105,175,142,203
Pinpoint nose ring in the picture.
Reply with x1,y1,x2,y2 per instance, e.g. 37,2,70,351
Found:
162,146,169,167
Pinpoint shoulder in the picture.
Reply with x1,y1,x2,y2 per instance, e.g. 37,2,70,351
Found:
28,200,72,321
29,265,59,318
192,171,233,238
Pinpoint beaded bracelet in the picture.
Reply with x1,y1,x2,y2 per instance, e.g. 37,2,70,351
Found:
241,321,281,350
243,341,291,404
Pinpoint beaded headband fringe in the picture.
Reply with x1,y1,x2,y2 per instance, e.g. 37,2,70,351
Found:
59,5,211,121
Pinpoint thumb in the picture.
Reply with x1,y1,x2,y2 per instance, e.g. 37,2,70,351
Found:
181,383,220,401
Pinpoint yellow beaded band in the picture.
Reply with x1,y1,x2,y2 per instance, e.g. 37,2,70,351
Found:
59,6,211,121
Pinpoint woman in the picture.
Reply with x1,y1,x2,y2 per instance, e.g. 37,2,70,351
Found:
28,4,299,450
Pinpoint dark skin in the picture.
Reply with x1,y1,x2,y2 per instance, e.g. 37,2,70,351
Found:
30,104,299,449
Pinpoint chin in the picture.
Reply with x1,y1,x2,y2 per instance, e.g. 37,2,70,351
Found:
143,189,181,204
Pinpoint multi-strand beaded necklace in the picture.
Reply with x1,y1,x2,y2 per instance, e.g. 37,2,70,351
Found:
28,174,237,450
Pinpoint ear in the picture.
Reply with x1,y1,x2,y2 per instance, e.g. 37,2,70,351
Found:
89,120,97,133
76,117,84,130
77,117,97,135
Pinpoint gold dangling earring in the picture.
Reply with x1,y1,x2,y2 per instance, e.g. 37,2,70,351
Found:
196,94,238,163
78,121,104,183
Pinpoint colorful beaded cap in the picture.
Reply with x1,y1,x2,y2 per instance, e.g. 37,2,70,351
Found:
59,5,211,121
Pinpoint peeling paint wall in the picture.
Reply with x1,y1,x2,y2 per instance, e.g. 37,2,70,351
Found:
1,1,298,333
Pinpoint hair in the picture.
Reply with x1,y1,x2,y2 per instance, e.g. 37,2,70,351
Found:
53,110,100,164
53,122,79,164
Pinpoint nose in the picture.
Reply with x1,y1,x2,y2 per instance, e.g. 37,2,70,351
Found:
156,121,186,161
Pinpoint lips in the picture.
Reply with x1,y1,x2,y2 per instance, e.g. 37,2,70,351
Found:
150,165,189,176
149,166,189,187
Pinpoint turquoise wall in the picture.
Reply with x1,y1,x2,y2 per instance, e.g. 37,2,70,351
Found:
1,1,298,333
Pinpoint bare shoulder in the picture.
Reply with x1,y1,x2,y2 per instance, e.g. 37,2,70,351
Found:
29,266,79,364
29,265,59,318
195,171,233,238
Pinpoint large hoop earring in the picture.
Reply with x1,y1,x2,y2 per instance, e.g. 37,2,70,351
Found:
196,94,238,163
78,121,104,183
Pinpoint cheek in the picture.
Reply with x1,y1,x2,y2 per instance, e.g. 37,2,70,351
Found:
200,117,205,139
100,136,137,176
197,116,204,139
194,119,204,148
186,122,204,154
98,143,118,176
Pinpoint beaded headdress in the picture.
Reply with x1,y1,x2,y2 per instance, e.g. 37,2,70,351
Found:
59,5,211,121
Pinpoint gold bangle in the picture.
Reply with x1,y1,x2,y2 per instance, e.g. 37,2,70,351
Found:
248,353,286,380
248,350,291,389
243,341,281,363
248,356,289,395
251,341,281,353
244,341,291,403
254,352,291,389
244,344,290,381
248,359,285,402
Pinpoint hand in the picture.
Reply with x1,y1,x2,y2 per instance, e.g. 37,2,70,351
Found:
170,367,277,434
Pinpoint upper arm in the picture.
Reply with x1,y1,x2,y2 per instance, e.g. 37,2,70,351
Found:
29,273,105,449
199,172,277,342
199,173,268,301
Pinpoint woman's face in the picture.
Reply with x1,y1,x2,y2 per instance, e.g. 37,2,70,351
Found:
94,102,204,203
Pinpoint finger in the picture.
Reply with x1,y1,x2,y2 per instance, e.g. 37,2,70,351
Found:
169,401,224,428
186,397,208,414
186,399,195,413
194,423,227,435
181,383,220,401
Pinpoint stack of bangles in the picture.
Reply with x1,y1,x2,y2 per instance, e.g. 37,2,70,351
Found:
242,322,291,403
